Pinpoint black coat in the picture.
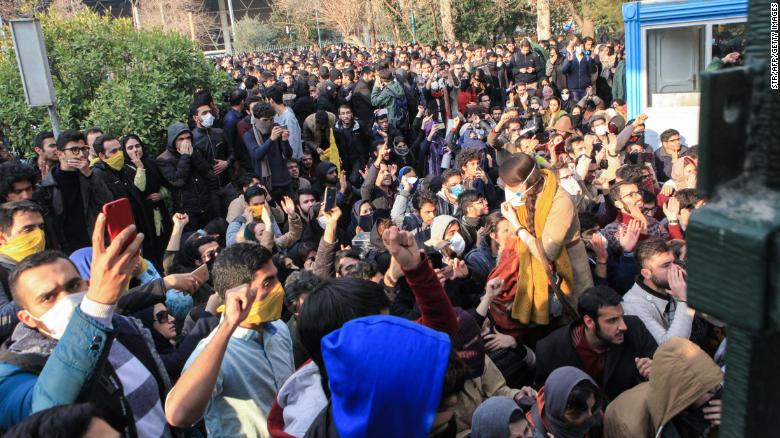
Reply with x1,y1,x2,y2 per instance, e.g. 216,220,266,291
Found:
351,79,375,127
333,121,371,175
534,316,658,401
156,127,214,217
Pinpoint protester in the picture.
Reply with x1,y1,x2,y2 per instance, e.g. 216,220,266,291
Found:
0,31,734,438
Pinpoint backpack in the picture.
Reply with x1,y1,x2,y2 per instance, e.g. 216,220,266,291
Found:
390,85,409,131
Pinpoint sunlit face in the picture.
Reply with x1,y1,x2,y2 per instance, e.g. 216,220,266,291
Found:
152,303,177,340
100,139,122,160
419,202,436,225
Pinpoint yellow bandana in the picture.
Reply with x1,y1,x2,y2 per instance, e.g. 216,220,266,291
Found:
217,282,285,325
0,228,46,262
104,152,125,172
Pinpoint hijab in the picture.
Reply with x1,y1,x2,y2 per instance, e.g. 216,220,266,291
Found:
543,366,601,438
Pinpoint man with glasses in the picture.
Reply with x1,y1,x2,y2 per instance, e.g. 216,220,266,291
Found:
38,130,112,254
654,129,688,182
602,181,669,255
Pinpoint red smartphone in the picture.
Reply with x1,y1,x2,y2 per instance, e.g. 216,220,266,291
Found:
102,198,136,244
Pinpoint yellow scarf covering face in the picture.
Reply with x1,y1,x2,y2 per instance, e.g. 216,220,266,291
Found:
216,282,285,325
103,152,125,172
0,228,46,262
319,129,341,173
511,168,576,325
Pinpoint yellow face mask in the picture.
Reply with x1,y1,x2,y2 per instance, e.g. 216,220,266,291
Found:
217,282,284,325
104,151,125,172
248,205,266,220
0,228,46,262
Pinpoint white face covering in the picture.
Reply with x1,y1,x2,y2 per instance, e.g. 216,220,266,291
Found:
33,292,86,340
504,168,537,207
200,113,215,129
560,177,581,196
594,125,608,136
448,233,466,256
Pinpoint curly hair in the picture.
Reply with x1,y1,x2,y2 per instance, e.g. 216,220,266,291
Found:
0,161,38,201
456,147,482,171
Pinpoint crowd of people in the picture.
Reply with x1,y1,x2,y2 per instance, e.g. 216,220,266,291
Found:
0,34,728,438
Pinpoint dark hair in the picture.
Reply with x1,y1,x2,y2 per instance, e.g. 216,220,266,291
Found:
564,136,584,154
634,238,671,270
212,243,274,299
265,85,284,105
499,153,542,236
578,212,598,231
660,129,680,143
297,188,316,203
236,173,259,192
284,269,322,307
244,185,269,203
92,133,119,156
252,102,275,119
244,94,263,112
0,200,43,235
378,69,393,81
457,189,482,212
609,181,637,206
675,188,701,209
297,278,391,386
441,168,461,185
413,191,438,211
10,250,76,308
456,148,482,170
84,127,104,138
343,261,379,280
479,211,506,246
4,402,107,438
578,286,622,323
566,380,603,417
229,88,248,106
244,76,258,89
33,131,55,150
0,162,38,201
55,129,87,151
178,235,217,271
616,164,644,184
120,134,145,158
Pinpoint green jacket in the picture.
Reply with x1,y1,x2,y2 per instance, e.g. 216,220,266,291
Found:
371,80,405,123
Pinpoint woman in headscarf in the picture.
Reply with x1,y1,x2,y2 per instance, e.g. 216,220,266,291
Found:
131,301,219,382
526,366,604,438
471,396,533,438
490,153,593,337
121,134,171,269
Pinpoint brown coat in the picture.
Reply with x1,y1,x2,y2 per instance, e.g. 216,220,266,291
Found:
603,337,723,438
540,186,594,300
455,356,521,437
301,111,337,155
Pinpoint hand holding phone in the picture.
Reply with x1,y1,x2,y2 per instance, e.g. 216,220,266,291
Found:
103,198,136,246
323,187,337,212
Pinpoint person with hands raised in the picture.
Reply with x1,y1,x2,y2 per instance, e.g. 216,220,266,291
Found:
622,238,695,345
166,244,293,436
243,102,294,199
0,214,182,437
602,181,669,255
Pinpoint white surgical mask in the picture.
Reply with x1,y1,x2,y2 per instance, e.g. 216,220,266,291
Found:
504,168,537,207
201,113,215,129
405,176,419,186
317,216,328,229
34,292,86,340
594,125,608,136
561,93,570,102
496,61,504,68
560,177,581,196
575,47,583,55
448,233,466,256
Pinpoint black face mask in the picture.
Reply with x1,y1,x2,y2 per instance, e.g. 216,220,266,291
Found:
357,214,374,232
571,114,583,126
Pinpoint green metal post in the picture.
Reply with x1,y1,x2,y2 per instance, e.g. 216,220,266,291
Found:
687,0,780,435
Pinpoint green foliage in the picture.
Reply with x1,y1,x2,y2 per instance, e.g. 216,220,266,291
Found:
0,8,232,156
453,0,535,44
233,16,283,52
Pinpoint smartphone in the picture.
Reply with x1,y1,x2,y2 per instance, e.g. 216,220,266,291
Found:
323,186,337,212
192,264,209,284
102,198,135,244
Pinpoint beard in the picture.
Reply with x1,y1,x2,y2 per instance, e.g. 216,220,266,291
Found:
652,273,671,290
595,321,624,345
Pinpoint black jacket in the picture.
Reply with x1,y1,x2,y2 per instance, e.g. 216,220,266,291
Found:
333,121,371,176
36,167,114,254
509,51,542,85
534,316,658,401
156,123,214,216
191,126,232,188
351,79,375,127
92,162,154,242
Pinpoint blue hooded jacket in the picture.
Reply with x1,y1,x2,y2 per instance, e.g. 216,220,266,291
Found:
321,315,451,438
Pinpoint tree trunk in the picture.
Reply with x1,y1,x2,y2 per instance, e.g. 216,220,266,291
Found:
392,21,401,44
368,0,377,47
430,1,440,43
579,1,596,37
438,0,455,41
536,0,550,40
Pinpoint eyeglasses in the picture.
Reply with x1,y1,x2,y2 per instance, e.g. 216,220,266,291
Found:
620,191,641,200
64,146,91,154
666,137,681,143
155,310,172,323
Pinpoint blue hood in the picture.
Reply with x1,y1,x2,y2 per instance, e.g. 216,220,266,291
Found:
321,315,451,438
